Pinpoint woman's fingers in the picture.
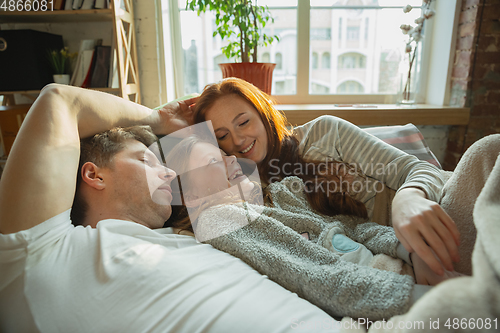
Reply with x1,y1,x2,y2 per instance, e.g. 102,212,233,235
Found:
431,205,460,263
414,213,454,272
409,232,444,276
394,227,413,253
398,218,444,275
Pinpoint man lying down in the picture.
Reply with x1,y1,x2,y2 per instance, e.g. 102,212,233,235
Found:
0,85,343,332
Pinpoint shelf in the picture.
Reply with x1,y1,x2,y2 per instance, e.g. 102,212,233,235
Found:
276,104,470,126
0,88,121,95
0,0,141,104
0,9,113,23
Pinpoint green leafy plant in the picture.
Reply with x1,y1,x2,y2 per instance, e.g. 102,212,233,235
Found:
186,0,280,63
46,47,77,75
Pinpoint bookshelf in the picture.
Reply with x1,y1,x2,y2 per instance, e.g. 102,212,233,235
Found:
0,0,141,105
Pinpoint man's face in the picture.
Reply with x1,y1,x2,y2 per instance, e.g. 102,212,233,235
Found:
104,140,176,229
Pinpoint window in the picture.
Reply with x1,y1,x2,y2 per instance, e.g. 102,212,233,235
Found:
275,52,283,70
262,52,271,63
312,52,319,69
322,52,331,69
311,28,331,40
337,80,364,94
338,53,366,69
346,26,360,41
165,0,457,104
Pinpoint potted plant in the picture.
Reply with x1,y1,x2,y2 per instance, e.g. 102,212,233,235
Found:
47,47,77,85
186,0,280,94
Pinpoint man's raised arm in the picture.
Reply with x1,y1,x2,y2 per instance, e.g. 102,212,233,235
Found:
0,84,196,234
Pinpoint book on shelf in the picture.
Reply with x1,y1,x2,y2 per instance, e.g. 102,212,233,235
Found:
76,49,95,88
70,39,102,87
64,0,73,10
81,0,95,10
63,0,106,10
89,45,112,88
53,0,65,10
72,0,84,10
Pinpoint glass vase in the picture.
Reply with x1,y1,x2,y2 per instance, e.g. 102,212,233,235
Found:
397,44,421,105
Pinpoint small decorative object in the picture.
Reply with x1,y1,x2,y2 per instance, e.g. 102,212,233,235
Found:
52,74,71,85
185,0,280,94
399,0,435,104
46,47,77,85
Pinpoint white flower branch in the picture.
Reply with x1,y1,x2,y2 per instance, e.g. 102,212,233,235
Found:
400,0,435,101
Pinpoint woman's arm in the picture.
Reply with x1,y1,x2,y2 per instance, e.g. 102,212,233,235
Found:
293,115,460,275
392,188,460,275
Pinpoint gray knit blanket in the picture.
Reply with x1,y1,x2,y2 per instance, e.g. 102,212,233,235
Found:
196,177,414,321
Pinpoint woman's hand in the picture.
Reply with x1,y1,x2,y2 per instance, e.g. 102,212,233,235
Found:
411,252,465,286
156,96,199,134
392,187,460,275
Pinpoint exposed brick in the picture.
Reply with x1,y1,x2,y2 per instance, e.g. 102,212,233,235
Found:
481,19,500,34
456,50,472,65
475,79,500,90
477,35,498,51
475,51,500,64
470,104,500,116
457,35,475,50
451,78,470,91
487,91,500,103
473,64,491,79
464,0,481,9
468,118,500,133
459,22,477,37
447,125,468,144
443,151,463,171
472,91,488,104
460,6,479,24
449,81,469,107
452,65,472,79
465,129,483,143
482,5,500,20
474,66,500,86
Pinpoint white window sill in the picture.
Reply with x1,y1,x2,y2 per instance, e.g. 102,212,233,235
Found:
275,104,470,126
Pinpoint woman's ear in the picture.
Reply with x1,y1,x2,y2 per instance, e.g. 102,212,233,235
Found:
81,162,106,190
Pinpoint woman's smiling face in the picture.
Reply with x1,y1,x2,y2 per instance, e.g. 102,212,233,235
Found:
184,142,254,202
204,94,268,165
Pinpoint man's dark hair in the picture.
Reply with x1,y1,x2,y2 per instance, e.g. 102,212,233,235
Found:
71,126,158,226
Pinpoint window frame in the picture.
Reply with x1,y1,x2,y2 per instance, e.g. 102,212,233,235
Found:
162,0,461,106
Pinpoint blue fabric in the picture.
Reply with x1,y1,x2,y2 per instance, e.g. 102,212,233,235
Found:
331,234,359,253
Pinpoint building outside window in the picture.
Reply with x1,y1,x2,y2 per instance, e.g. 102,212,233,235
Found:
166,0,444,103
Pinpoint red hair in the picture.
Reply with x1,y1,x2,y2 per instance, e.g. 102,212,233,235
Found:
194,78,367,219
194,78,291,177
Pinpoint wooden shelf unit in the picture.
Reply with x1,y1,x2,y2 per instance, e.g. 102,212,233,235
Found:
0,0,141,105
0,9,114,22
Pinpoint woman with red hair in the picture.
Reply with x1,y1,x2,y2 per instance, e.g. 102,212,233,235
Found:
192,77,497,279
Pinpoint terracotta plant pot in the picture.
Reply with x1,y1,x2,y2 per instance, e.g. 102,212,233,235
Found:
219,62,276,95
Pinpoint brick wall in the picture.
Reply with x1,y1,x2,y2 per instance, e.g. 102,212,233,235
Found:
444,0,500,171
